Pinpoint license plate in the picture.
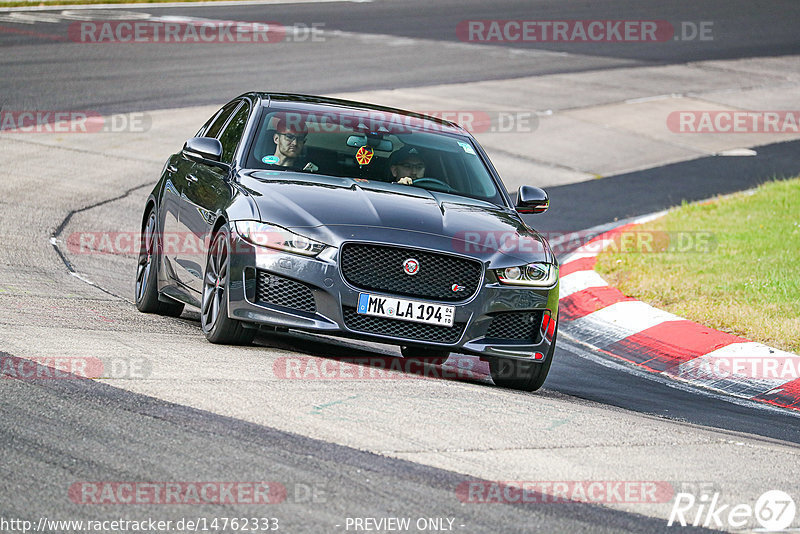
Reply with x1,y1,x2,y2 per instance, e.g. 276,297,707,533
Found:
357,293,454,327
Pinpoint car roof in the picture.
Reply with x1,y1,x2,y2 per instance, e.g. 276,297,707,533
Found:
242,92,467,136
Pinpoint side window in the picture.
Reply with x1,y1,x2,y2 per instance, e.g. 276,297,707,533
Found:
204,101,240,139
218,103,250,164
196,113,217,137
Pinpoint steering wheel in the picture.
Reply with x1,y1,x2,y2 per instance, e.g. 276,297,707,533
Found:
412,177,455,193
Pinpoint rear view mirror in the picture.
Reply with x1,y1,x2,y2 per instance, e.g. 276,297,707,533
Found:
183,137,223,163
516,185,549,214
346,134,394,152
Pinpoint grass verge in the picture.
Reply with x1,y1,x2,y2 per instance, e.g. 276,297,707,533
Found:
596,177,800,353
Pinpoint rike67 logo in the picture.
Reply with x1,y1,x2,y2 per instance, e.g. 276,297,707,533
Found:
668,490,796,531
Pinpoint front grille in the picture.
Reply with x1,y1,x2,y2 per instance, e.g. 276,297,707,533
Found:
342,307,465,344
256,271,316,313
485,311,544,342
340,244,482,302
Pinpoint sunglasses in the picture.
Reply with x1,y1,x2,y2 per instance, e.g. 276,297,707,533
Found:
279,133,307,143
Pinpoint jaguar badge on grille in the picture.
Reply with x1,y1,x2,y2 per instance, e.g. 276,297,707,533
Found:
402,258,419,275
451,284,465,292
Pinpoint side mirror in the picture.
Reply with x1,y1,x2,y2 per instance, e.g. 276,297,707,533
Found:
516,186,549,214
183,137,223,163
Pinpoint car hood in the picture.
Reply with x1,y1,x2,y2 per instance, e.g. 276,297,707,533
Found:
239,171,553,264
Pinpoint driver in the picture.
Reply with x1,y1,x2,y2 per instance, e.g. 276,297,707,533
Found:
271,117,318,172
390,146,426,185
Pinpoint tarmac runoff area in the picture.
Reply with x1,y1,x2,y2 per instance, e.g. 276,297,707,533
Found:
2,53,800,526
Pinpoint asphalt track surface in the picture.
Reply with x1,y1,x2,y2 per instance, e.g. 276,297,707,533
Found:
5,367,707,534
1,0,799,113
2,1,800,532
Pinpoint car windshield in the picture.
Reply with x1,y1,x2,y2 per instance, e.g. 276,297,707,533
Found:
245,107,502,203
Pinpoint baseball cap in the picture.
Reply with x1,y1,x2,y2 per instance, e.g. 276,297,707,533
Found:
390,145,425,166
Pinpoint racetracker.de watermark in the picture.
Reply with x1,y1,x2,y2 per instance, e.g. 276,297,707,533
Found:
265,109,536,135
273,356,486,381
671,355,800,381
667,111,800,133
455,230,718,255
457,20,713,42
68,20,324,43
420,111,538,133
68,231,274,256
0,111,150,134
456,481,675,504
0,355,152,379
68,482,287,505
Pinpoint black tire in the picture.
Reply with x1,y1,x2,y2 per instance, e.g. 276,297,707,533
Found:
201,224,256,345
400,345,450,366
135,209,184,317
489,328,557,392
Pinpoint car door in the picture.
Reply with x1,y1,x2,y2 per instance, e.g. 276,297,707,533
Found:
166,100,241,290
158,152,191,285
176,100,251,294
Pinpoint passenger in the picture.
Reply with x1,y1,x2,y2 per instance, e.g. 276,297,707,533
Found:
271,117,318,172
390,146,426,185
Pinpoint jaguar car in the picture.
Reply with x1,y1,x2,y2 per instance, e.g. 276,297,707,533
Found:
135,93,559,391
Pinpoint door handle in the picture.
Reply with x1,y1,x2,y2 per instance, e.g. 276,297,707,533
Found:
187,174,198,183
167,164,178,173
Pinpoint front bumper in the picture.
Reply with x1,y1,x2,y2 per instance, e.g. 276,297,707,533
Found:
226,235,559,362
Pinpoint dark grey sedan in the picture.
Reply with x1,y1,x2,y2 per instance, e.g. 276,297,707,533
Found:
136,93,559,391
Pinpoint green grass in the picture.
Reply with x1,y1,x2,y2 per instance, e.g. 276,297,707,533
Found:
596,177,800,353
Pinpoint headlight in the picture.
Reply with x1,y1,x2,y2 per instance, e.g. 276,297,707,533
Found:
233,221,326,256
495,262,557,287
